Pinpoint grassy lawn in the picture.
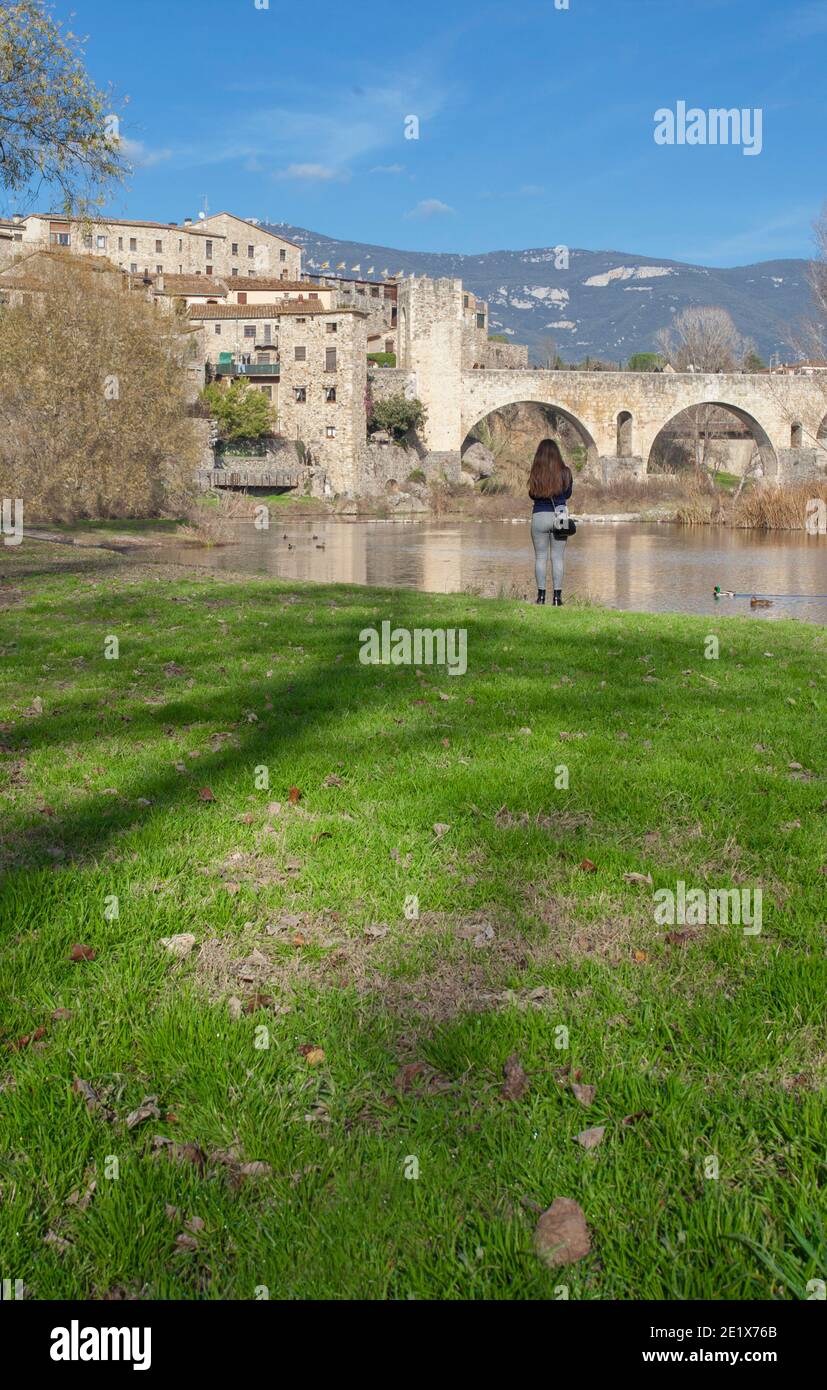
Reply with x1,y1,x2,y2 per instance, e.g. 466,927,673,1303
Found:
0,542,824,1301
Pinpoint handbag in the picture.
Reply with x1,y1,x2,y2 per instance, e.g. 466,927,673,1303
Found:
552,504,577,537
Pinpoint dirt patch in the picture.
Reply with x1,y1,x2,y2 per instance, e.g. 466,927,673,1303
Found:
187,910,550,1023
533,889,650,962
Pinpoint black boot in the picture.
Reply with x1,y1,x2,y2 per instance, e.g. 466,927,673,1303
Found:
535,589,546,605
552,590,563,607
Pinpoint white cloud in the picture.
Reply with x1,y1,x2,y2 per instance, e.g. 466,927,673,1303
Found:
119,137,171,169
273,163,342,181
404,198,454,220
370,163,405,175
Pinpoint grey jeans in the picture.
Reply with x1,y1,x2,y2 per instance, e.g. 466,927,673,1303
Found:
531,512,567,591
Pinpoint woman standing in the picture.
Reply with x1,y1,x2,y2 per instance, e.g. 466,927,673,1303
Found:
528,439,574,606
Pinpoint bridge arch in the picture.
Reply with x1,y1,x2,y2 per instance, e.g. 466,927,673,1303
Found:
617,410,634,455
462,399,600,476
647,400,778,478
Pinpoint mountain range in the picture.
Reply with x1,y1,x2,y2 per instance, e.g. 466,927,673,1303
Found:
263,220,816,367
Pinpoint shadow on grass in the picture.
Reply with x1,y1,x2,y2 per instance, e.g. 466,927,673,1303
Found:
0,567,793,882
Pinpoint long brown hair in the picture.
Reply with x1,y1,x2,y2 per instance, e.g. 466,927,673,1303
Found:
528,438,571,500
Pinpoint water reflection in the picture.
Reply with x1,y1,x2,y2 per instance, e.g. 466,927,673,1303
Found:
142,518,827,624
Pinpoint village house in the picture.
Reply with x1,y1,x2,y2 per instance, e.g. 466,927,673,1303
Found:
188,299,369,492
4,211,300,282
305,272,398,359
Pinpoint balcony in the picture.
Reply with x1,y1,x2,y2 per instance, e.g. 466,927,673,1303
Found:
212,359,280,378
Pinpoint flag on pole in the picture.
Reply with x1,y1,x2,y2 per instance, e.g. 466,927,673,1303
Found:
320,261,330,269
336,261,346,270
351,264,361,273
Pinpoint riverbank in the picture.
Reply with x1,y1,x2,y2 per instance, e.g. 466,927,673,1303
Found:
0,539,823,1299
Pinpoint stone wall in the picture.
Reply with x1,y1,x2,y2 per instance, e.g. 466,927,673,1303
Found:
274,307,367,494
397,277,464,455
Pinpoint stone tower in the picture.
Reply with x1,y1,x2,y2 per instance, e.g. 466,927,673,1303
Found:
396,277,463,459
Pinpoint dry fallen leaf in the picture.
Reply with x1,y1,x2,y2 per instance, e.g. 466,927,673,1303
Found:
159,934,197,959
323,773,344,788
69,944,96,963
579,859,597,873
8,1026,46,1052
575,1126,606,1150
633,949,648,963
238,1161,272,1179
126,1096,161,1130
243,994,273,1013
665,930,698,947
395,1061,426,1092
501,1054,530,1101
432,822,451,838
533,1198,591,1269
571,1082,596,1107
623,872,653,886
288,786,302,804
298,1045,325,1066
44,1231,71,1253
198,787,216,803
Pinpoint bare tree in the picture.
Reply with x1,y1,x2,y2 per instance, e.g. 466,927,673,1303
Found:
538,334,558,369
655,307,753,474
808,205,827,344
654,306,747,373
0,257,200,520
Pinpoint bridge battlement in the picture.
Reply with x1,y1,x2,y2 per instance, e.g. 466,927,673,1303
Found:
387,276,827,483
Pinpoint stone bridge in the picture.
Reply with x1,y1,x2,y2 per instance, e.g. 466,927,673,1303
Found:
395,277,827,480
458,369,827,479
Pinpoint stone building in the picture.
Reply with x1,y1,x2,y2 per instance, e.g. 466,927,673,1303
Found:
189,300,368,493
305,273,397,357
8,211,300,282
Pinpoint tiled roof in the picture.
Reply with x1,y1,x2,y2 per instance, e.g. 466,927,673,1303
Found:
155,274,229,297
227,279,324,293
28,214,222,237
188,301,329,320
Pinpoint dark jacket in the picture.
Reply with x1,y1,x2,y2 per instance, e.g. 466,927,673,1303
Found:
531,472,573,514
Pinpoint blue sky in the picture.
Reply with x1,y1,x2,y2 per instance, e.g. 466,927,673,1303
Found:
43,0,827,266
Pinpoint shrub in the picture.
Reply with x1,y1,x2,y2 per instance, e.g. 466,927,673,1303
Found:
202,380,275,442
369,393,426,440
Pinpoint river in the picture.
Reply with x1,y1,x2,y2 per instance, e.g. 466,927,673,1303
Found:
140,518,827,624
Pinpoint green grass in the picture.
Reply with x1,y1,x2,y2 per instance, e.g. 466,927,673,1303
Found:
48,518,182,535
712,471,747,494
0,543,825,1301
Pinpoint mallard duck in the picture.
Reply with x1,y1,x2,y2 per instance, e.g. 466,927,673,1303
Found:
750,596,773,609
